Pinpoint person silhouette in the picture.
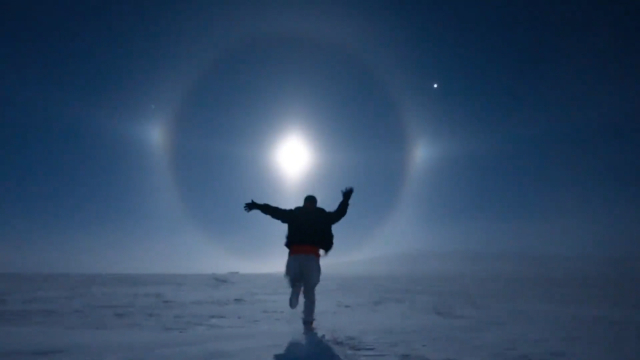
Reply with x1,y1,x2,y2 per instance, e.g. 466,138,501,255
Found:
244,187,354,331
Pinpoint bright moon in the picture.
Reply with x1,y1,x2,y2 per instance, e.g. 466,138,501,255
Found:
274,134,312,180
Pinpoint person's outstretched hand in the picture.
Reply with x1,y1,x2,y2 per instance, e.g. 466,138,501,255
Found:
342,187,354,201
244,200,259,212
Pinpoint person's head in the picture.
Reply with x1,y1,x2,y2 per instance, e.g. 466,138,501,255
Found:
303,195,317,208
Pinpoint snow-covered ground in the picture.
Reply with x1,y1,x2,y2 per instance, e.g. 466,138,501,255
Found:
0,263,638,359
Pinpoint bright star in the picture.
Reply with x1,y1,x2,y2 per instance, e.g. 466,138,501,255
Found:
273,134,312,181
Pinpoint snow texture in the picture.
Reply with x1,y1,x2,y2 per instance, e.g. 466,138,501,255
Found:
0,264,638,359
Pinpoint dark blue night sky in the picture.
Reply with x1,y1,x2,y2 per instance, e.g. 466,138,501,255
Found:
1,1,638,272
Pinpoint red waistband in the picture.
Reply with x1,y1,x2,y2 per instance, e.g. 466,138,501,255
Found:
289,245,321,257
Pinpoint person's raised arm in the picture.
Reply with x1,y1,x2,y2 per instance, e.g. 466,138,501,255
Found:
328,187,353,225
244,200,293,224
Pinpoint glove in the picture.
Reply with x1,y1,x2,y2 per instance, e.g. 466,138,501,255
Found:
341,187,354,201
244,200,259,212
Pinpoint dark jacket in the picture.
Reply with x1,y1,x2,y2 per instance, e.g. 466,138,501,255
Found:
255,198,349,252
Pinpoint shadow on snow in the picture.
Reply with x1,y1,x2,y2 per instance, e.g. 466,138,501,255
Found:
274,332,342,360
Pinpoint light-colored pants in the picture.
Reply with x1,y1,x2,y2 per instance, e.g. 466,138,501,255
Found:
285,254,321,322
